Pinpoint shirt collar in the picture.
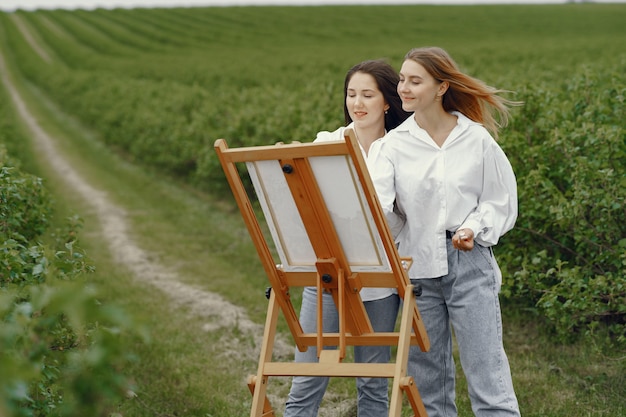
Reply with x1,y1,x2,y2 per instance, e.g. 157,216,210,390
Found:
396,111,480,129
394,111,479,143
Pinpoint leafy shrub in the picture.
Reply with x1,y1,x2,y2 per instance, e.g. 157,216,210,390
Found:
0,154,139,417
0,147,51,243
498,69,626,347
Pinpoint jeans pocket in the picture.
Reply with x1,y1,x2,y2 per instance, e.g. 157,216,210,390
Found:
465,243,493,276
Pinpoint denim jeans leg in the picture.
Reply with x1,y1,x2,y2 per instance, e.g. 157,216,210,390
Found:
447,244,520,417
408,277,457,417
284,287,339,417
354,294,400,417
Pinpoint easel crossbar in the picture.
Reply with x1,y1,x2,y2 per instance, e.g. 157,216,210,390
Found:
218,141,348,162
294,333,425,346
264,363,396,378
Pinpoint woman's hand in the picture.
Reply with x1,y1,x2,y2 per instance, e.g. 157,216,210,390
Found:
452,228,474,251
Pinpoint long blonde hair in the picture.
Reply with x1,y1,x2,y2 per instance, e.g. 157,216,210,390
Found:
405,46,522,139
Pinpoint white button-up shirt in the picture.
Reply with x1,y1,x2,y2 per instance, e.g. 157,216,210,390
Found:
369,112,518,279
314,123,395,301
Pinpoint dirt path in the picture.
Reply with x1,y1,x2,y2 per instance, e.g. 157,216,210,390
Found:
10,14,52,63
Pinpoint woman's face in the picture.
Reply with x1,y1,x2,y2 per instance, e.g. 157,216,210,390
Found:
346,72,388,130
397,59,443,113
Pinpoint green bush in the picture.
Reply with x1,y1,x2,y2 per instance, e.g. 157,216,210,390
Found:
499,69,626,347
0,152,140,417
0,147,51,243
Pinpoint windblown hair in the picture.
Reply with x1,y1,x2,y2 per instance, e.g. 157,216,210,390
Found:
405,47,522,139
343,59,410,131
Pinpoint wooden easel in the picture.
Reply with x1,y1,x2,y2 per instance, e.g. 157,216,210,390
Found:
214,128,430,417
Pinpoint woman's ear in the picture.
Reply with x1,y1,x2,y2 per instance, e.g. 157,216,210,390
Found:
438,81,449,96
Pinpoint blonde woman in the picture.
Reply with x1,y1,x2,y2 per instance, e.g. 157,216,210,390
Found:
371,46,522,417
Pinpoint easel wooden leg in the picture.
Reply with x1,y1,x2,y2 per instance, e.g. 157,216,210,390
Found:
389,284,416,417
400,376,428,417
247,375,276,417
389,285,428,417
249,290,280,417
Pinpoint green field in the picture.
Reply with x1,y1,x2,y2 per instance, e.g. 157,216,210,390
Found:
0,3,624,417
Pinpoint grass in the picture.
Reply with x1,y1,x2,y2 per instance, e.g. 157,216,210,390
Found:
1,3,624,416
499,313,625,417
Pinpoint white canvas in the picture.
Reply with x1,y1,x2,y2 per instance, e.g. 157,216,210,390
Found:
246,155,390,273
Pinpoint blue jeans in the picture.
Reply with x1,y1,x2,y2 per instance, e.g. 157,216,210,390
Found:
283,287,400,417
408,240,520,417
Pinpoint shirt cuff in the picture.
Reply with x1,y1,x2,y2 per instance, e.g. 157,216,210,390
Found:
460,220,481,239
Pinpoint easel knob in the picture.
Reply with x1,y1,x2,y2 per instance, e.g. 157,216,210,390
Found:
410,280,423,297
